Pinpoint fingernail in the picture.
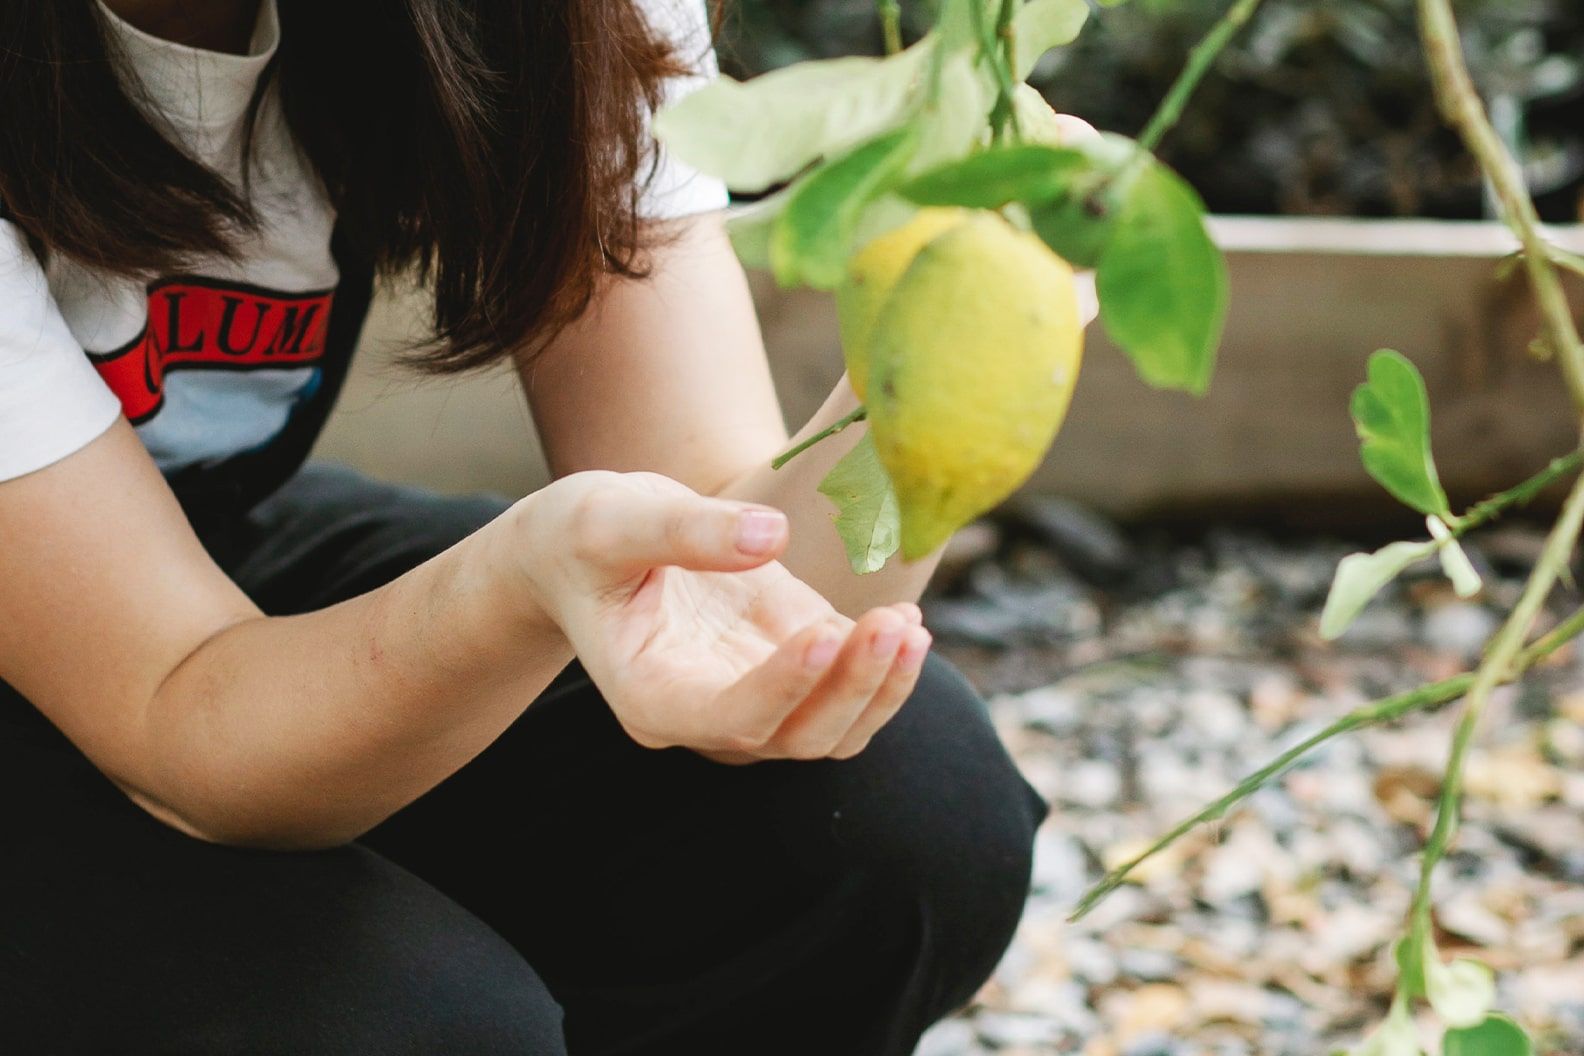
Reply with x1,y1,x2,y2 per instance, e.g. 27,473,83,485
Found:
804,631,841,670
898,630,930,671
736,510,784,555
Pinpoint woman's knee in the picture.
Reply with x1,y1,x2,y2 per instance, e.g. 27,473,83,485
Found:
780,654,1045,994
827,652,1044,874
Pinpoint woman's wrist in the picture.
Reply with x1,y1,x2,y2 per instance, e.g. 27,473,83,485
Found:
473,490,573,646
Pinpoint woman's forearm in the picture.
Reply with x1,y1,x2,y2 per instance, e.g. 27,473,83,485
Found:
131,502,573,849
718,375,945,618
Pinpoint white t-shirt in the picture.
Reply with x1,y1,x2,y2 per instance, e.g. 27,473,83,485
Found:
0,0,727,495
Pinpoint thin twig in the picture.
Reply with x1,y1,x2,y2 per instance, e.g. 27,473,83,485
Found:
878,0,903,55
1417,0,1584,418
1071,597,1584,922
770,407,867,470
1402,470,1584,960
1454,447,1584,531
1136,0,1265,155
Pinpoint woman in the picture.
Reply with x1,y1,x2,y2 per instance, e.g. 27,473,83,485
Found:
0,1,1052,1052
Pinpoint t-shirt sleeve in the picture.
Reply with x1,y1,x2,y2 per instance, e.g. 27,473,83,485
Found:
0,220,123,482
636,0,732,220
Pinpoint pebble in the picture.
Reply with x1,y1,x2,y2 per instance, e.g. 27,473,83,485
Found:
1420,601,1500,657
922,519,1582,1056
1004,496,1137,587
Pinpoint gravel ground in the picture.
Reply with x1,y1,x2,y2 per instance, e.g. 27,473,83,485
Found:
915,505,1584,1056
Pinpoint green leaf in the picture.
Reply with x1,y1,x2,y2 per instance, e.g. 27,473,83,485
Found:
771,127,918,289
1011,83,1067,145
906,49,994,174
818,433,901,574
900,144,1086,209
1348,996,1424,1056
1426,957,1496,1029
1427,516,1482,598
1351,350,1450,517
653,46,931,194
725,189,793,270
1096,160,1227,393
1443,1015,1532,1056
1013,0,1090,78
1321,539,1437,639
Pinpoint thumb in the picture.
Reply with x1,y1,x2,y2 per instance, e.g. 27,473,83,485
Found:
597,489,789,575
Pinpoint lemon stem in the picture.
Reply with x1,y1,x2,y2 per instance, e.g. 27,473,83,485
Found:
771,407,868,470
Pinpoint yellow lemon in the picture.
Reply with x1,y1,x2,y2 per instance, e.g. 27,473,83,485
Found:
866,211,1084,560
836,208,970,401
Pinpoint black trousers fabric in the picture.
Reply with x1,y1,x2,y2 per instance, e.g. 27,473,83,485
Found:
0,465,1047,1056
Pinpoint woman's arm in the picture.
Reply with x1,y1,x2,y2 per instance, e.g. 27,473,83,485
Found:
0,421,573,847
2,421,923,847
521,215,940,618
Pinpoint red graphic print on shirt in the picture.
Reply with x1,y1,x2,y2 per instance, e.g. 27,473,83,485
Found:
88,277,336,424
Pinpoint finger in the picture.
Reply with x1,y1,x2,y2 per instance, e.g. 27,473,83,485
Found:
829,625,931,759
770,607,909,759
716,617,849,749
583,487,789,576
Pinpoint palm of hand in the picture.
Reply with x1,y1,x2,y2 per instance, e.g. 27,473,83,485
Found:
581,560,847,747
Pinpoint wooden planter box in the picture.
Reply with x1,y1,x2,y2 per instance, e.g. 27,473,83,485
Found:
315,217,1584,525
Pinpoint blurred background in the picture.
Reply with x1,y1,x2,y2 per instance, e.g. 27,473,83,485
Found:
312,2,1584,1053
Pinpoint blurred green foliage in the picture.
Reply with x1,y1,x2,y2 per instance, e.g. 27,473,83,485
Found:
715,0,1584,219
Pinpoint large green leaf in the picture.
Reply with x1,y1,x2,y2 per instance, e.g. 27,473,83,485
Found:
653,46,931,194
771,127,918,290
900,144,1086,209
1351,350,1450,517
1096,160,1227,394
817,433,901,575
1013,0,1090,78
1320,539,1437,639
1443,1015,1532,1056
905,49,994,174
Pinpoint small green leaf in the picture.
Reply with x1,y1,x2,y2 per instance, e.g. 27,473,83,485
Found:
1321,540,1437,639
1348,996,1424,1056
1096,160,1227,393
1351,350,1450,517
1426,958,1496,1029
1013,0,1090,78
818,433,901,574
653,46,931,194
771,127,918,289
1442,1014,1532,1056
1426,516,1482,598
900,144,1086,209
1011,83,1067,146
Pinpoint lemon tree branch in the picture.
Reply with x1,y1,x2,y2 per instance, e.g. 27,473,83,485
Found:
1417,0,1584,419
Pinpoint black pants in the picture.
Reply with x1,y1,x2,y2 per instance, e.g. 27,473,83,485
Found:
0,465,1046,1056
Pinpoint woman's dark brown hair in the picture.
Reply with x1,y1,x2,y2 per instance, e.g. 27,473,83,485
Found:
0,0,693,370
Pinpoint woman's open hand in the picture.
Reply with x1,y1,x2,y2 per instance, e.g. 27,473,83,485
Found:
513,471,931,761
